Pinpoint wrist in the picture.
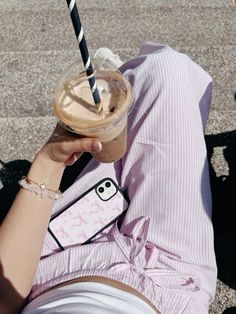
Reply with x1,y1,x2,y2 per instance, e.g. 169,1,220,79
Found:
27,151,66,191
34,150,66,172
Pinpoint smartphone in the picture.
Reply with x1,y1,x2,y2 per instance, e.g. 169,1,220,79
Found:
48,178,129,250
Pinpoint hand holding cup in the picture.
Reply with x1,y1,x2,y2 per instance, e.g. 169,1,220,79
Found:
40,124,102,166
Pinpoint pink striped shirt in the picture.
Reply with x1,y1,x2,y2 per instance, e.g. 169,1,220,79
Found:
29,42,217,313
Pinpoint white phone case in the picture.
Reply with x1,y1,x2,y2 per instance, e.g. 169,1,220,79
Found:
48,178,129,250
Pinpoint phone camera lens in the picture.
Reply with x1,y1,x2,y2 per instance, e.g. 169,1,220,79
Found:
105,181,111,188
98,187,105,193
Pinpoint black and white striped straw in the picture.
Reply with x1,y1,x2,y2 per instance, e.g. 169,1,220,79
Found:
66,0,101,106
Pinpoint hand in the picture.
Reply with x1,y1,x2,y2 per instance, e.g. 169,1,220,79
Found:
39,124,102,166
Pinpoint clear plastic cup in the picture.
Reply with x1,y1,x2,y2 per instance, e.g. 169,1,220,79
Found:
53,59,133,163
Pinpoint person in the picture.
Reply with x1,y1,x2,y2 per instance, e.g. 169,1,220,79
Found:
0,42,217,314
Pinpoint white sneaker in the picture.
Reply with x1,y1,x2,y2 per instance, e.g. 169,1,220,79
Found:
94,48,124,68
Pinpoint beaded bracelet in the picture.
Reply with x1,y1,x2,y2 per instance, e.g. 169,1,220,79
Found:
18,176,62,200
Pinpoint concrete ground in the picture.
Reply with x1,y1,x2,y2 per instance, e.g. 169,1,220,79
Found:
0,0,235,313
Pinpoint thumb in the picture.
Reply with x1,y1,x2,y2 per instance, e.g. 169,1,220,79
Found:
64,139,102,166
72,138,103,154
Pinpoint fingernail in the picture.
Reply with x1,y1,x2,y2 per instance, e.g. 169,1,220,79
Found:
91,142,102,152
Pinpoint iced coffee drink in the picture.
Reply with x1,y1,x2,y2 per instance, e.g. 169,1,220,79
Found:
53,59,133,163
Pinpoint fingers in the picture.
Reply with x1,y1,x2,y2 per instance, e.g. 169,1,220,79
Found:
44,129,103,166
61,137,102,155
62,138,102,166
91,141,103,153
79,138,102,153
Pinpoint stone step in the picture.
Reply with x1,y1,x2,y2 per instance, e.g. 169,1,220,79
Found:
0,116,56,162
0,46,235,118
206,109,236,135
209,280,236,313
0,7,234,52
0,0,234,9
0,110,235,162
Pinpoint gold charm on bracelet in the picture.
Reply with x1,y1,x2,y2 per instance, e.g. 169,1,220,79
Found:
18,176,62,200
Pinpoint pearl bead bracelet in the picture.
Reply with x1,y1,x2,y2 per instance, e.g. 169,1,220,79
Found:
18,176,62,200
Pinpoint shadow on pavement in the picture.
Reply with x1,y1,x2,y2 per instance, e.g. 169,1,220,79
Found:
206,129,236,291
0,159,31,224
0,132,235,293
222,308,236,314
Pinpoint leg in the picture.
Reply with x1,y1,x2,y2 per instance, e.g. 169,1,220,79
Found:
119,42,217,300
37,43,217,312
